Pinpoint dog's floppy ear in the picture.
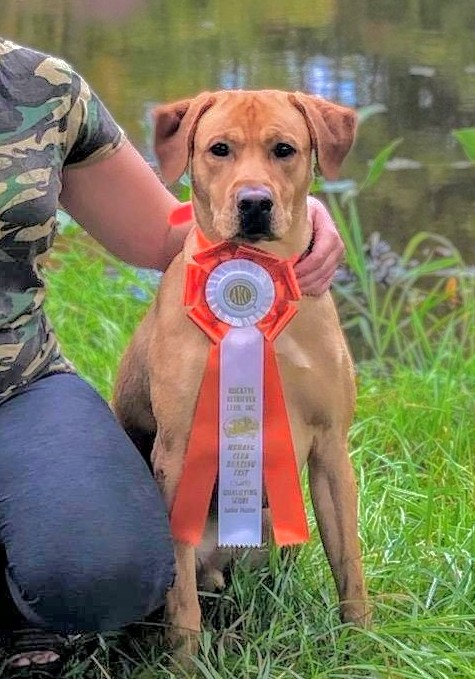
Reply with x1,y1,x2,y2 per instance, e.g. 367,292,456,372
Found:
288,92,357,181
154,93,216,184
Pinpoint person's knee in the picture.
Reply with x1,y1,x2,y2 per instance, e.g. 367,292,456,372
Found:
7,535,175,633
0,372,176,632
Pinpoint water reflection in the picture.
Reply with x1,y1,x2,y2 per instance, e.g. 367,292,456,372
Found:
72,0,146,22
2,0,474,259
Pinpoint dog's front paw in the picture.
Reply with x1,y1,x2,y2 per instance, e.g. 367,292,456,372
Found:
166,626,200,673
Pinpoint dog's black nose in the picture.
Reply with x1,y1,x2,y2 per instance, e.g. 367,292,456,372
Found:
236,186,273,239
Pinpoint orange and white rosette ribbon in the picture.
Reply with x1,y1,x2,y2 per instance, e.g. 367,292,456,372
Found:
170,229,310,547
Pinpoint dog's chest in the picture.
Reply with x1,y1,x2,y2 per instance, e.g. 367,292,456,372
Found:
272,302,353,433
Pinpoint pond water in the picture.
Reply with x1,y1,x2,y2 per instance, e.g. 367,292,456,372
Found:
3,0,475,262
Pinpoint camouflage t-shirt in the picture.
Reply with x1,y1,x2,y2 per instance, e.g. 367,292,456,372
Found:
0,39,125,405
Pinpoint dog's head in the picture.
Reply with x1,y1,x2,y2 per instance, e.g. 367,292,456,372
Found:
154,90,356,255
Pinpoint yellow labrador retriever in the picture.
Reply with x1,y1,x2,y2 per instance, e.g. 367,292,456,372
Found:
113,90,368,653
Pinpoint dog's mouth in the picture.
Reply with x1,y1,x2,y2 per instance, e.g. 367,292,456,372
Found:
232,230,279,243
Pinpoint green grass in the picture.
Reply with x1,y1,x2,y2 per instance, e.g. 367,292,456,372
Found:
33,230,475,679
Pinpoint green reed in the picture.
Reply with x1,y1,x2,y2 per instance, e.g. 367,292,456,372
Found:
330,193,473,369
323,136,474,371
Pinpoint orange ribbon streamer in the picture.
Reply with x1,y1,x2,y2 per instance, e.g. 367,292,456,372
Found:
170,231,310,546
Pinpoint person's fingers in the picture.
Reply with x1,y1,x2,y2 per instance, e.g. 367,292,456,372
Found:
294,232,343,278
295,228,343,273
294,197,344,296
296,269,334,296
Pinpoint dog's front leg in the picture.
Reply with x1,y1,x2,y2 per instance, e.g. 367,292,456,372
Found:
165,542,201,657
152,438,201,658
308,432,369,626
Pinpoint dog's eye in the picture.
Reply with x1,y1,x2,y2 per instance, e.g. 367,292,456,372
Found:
273,143,296,159
209,142,230,157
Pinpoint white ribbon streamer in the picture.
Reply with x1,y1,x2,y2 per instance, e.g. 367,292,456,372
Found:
218,326,263,547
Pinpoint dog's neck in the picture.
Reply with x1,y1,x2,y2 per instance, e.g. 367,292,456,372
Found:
294,227,315,264
184,223,313,265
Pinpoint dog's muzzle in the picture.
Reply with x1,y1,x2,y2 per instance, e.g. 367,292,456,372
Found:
236,186,274,241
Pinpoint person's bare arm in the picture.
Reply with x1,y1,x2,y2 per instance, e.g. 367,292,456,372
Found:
60,139,190,270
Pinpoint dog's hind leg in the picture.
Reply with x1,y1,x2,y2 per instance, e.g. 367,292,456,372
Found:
112,323,157,466
308,430,369,626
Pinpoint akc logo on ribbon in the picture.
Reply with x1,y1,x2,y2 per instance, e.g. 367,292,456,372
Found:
170,230,310,548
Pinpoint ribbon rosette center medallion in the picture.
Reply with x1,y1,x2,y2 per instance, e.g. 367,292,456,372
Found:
170,236,310,548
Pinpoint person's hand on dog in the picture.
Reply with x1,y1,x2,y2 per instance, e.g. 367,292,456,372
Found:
294,196,344,297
